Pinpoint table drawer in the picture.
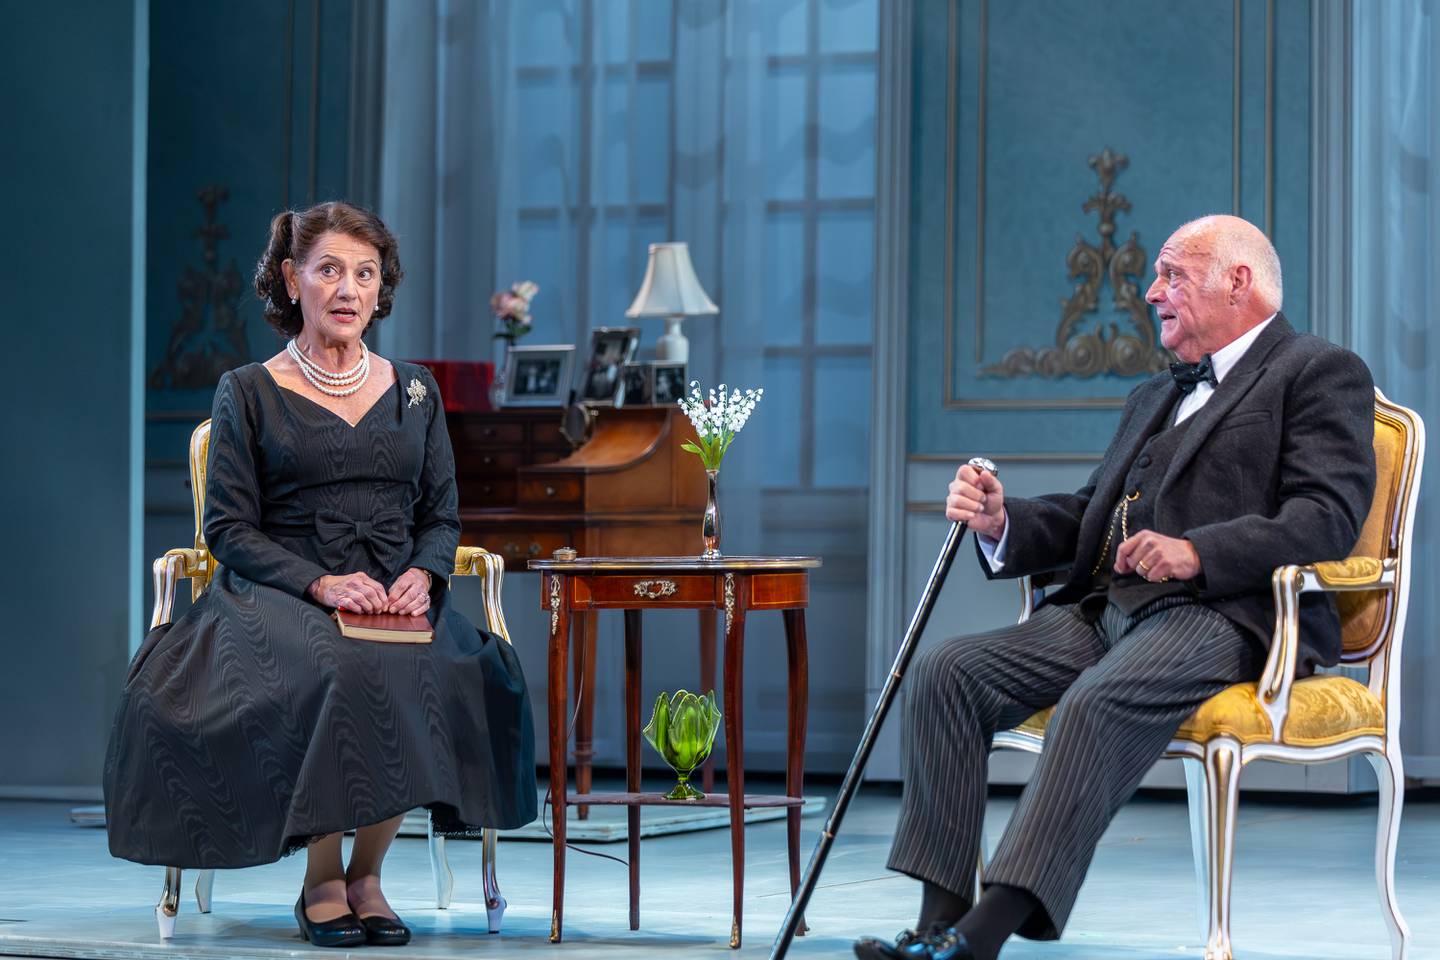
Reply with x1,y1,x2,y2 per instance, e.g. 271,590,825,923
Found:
572,575,719,607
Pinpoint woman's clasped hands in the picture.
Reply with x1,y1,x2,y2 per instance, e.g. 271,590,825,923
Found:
309,568,433,616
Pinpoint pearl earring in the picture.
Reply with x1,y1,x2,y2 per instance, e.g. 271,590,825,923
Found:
290,297,298,305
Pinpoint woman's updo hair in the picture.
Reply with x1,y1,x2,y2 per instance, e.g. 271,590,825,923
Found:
253,201,405,337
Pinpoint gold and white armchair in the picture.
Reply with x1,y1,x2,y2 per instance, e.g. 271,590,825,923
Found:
989,389,1424,960
149,419,511,940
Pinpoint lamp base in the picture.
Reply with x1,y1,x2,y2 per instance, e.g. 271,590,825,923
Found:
654,316,689,363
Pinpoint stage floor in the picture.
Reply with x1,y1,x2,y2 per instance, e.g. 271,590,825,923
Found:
0,784,1435,959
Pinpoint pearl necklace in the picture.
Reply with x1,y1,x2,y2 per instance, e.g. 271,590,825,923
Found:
287,338,371,397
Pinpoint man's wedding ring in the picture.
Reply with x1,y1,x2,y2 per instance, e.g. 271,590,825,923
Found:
1138,560,1151,573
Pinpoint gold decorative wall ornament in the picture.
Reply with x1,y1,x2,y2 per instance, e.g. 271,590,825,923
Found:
982,148,1170,380
149,186,251,390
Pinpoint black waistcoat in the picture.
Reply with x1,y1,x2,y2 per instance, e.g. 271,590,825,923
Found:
1082,400,1200,618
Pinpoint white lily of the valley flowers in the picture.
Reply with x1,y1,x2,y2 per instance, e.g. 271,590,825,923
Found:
677,380,764,471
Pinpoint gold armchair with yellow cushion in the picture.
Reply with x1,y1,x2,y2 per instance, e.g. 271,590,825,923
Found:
991,389,1424,960
149,419,511,940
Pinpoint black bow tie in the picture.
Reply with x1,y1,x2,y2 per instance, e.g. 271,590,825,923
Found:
1170,354,1218,394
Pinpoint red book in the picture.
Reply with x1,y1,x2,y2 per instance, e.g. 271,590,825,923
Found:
332,610,434,644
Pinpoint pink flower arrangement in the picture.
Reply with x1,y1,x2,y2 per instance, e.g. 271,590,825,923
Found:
491,280,539,343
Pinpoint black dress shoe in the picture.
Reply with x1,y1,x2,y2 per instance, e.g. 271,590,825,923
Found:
294,891,366,948
853,924,974,960
359,912,412,947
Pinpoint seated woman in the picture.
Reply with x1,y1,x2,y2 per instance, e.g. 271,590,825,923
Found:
104,201,537,948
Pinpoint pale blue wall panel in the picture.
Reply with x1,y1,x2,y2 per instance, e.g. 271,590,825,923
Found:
1,0,141,790
1272,0,1311,328
908,0,1311,456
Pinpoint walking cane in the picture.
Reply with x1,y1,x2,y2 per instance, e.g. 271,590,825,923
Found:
769,457,998,960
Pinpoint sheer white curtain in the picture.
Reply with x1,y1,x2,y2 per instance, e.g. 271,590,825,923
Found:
377,0,510,362
370,0,879,772
1351,0,1440,778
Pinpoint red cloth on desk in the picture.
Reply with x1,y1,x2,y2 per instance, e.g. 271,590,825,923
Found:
411,360,494,412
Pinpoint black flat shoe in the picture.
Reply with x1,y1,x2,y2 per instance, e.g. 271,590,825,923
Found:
359,913,412,947
294,891,366,948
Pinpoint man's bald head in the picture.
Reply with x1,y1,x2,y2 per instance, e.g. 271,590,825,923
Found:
1146,215,1283,362
1173,214,1283,314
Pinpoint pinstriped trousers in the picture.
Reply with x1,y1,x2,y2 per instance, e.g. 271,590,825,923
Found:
886,597,1263,940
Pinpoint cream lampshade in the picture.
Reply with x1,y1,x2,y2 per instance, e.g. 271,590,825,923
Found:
624,242,718,363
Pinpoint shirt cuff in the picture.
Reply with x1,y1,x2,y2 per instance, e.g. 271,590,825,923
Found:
978,521,1010,573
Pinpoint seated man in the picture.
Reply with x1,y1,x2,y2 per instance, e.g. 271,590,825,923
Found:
856,215,1376,960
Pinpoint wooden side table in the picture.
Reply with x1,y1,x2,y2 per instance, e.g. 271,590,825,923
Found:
531,555,822,948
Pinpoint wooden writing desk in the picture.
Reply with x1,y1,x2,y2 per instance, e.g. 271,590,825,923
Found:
531,555,820,948
448,406,718,802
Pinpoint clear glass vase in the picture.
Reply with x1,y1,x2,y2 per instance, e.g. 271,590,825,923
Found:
488,343,509,409
701,468,721,559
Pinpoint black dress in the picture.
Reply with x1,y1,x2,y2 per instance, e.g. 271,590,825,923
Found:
104,362,537,869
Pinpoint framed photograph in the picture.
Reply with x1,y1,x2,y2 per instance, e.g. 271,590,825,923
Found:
579,326,641,404
618,362,652,407
651,361,688,405
502,344,575,407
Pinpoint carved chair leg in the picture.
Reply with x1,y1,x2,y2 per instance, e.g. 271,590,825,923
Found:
1365,751,1412,960
483,827,506,934
156,866,182,940
1181,756,1211,942
1200,741,1241,960
194,869,214,914
427,819,454,910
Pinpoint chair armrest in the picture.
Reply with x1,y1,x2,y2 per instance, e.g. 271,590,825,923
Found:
1312,556,1386,588
451,546,513,645
1256,557,1396,737
150,548,210,629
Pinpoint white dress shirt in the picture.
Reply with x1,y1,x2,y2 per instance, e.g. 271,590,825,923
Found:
977,315,1276,572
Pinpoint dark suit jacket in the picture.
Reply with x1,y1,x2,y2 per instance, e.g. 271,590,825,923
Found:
985,315,1376,671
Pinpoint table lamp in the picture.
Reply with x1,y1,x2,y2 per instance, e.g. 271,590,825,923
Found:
625,242,718,363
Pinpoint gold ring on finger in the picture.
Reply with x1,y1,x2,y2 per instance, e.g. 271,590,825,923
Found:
1138,560,1150,573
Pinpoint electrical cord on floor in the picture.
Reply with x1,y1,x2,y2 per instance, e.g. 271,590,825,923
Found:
539,680,629,868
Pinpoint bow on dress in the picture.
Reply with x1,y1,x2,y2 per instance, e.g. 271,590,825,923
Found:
314,508,410,574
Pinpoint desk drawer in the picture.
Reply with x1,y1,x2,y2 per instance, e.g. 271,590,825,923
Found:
519,476,583,506
455,421,524,445
532,421,569,448
458,449,522,474
465,479,516,506
573,575,719,607
473,529,575,566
